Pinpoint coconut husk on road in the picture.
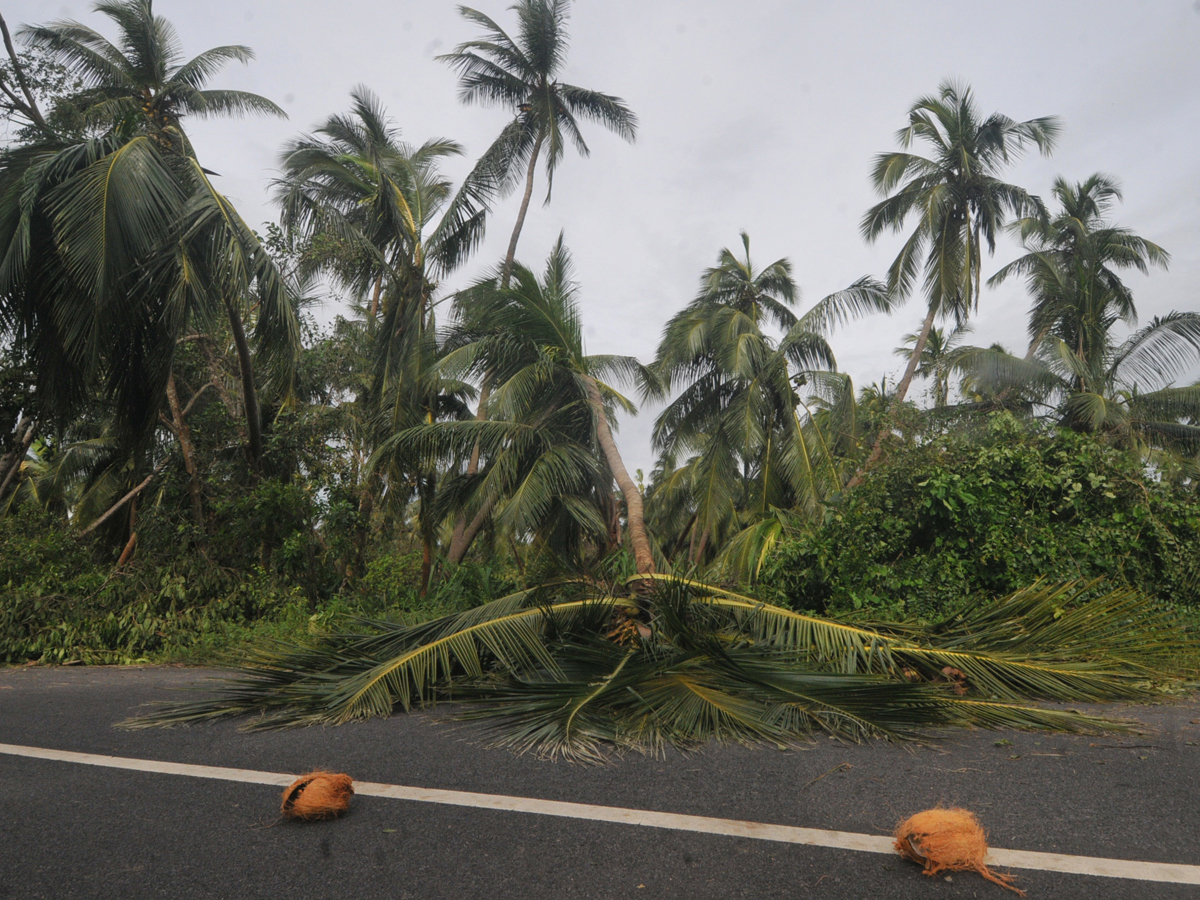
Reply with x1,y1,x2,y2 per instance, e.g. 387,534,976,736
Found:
894,807,1023,895
281,771,354,821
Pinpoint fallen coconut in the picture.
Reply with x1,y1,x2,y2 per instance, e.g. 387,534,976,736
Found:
894,807,1023,895
281,771,354,821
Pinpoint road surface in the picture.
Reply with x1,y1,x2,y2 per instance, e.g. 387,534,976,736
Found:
1,666,1197,899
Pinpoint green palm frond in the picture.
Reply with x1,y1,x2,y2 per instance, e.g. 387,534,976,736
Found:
125,576,1184,759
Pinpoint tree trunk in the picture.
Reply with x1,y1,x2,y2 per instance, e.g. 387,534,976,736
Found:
420,532,433,598
0,415,35,504
225,300,262,470
166,373,204,528
447,380,492,564
115,531,138,569
368,272,384,321
114,495,139,570
0,13,50,134
347,480,374,581
845,305,937,491
448,494,498,566
79,464,163,536
584,376,655,576
501,132,545,288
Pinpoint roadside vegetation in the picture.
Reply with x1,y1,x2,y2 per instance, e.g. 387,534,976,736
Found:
1,2,1197,754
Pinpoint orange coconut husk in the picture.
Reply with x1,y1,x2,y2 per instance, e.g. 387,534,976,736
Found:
894,808,1024,895
281,771,354,821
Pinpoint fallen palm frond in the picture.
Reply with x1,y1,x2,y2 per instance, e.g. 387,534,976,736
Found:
123,576,1186,758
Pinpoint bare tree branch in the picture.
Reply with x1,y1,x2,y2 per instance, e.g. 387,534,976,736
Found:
0,11,49,133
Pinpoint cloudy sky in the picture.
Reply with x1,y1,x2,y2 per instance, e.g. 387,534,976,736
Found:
10,0,1199,473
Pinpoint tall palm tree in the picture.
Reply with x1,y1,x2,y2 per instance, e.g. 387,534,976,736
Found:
438,0,637,285
848,80,1059,488
649,233,889,563
961,174,1200,454
0,0,296,503
405,238,656,574
277,87,506,591
275,86,500,323
20,0,283,145
989,174,1169,360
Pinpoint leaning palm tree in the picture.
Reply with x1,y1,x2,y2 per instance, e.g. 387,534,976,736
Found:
438,0,637,284
649,233,890,564
848,80,1059,488
0,0,297,506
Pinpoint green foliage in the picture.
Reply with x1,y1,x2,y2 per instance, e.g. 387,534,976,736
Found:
760,415,1200,619
0,502,304,663
126,577,1187,759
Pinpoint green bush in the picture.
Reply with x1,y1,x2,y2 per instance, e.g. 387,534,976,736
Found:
0,500,519,664
760,414,1200,620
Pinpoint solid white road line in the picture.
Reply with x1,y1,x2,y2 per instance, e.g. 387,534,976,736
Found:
2,741,1197,885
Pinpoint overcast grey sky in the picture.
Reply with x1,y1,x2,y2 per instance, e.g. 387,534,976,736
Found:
10,0,1200,473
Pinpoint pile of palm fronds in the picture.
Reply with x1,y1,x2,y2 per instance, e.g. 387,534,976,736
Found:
125,577,1189,761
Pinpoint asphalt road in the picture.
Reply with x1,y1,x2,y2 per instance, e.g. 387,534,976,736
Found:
1,666,1198,900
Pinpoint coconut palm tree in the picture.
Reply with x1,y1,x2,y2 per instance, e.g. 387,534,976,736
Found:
275,86,500,323
893,324,971,408
0,0,297,516
20,0,283,146
649,233,890,564
438,0,637,284
989,174,1169,359
403,237,656,574
275,87,511,589
961,175,1199,453
848,80,1060,488
961,314,1200,455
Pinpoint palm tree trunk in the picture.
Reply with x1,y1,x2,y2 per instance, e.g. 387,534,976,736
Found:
114,525,137,566
501,132,545,288
166,372,204,528
368,272,384,320
692,526,711,566
584,376,655,576
846,305,937,491
448,494,498,566
225,300,262,470
417,474,436,597
419,531,433,598
508,533,525,577
466,120,543,555
348,478,374,581
448,380,492,564
79,464,165,536
0,13,49,135
0,415,35,504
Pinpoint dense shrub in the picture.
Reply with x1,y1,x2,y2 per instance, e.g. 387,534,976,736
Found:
0,496,516,664
759,414,1200,620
